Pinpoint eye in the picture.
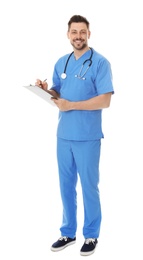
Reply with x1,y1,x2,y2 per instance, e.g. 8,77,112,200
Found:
81,31,86,35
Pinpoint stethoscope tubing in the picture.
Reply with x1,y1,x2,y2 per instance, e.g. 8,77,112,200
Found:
64,51,74,74
61,47,93,79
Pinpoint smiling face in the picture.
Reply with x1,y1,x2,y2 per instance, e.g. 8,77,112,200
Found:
67,22,91,51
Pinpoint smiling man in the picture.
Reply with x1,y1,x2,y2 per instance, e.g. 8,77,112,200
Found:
35,14,114,256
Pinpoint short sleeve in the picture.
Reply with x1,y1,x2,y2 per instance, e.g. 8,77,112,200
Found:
95,59,114,95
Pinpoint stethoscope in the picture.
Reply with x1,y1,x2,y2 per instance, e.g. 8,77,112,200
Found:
61,47,93,80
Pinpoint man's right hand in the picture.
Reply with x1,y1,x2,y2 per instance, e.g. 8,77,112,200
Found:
35,79,48,91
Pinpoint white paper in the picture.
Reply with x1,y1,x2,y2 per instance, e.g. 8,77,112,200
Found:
23,85,56,106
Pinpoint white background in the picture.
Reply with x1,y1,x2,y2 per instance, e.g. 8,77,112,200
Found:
0,0,143,259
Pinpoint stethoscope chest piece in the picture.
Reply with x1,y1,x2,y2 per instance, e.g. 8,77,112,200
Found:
61,73,67,79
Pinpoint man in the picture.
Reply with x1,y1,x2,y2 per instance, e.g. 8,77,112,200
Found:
35,14,114,256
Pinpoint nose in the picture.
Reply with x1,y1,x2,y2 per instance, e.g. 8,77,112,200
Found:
76,32,82,38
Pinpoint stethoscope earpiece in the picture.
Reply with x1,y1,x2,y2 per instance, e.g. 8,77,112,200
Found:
75,75,86,80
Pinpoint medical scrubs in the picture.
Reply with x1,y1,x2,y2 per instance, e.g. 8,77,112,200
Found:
50,48,114,239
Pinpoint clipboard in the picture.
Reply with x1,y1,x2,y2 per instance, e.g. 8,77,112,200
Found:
23,85,57,106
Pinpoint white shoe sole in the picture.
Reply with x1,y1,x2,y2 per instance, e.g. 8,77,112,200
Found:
80,248,95,256
51,240,76,252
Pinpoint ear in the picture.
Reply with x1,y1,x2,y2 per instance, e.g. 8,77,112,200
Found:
88,30,91,39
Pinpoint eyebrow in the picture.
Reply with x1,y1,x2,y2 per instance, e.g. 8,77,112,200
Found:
71,29,87,32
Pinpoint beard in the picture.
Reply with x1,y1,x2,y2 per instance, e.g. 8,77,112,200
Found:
71,40,87,51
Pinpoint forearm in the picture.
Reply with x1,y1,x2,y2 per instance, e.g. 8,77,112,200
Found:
53,92,112,111
69,93,112,111
47,89,60,99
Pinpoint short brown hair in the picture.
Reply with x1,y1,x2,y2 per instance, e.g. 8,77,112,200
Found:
68,15,90,31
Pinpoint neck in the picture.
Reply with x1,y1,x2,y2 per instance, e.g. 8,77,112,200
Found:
74,47,90,60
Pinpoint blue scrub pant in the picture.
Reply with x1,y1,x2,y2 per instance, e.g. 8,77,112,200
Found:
57,137,102,239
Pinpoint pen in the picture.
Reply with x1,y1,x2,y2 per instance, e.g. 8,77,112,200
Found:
30,79,47,87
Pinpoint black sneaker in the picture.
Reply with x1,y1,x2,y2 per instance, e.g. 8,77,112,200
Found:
51,236,76,252
80,238,98,256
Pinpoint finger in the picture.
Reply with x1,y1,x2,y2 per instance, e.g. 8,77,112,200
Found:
35,79,42,86
43,82,48,87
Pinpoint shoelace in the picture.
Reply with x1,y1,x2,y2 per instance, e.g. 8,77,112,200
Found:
85,238,96,244
59,236,68,241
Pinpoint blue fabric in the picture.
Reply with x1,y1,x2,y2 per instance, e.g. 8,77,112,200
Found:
50,48,114,239
50,48,114,141
57,138,101,238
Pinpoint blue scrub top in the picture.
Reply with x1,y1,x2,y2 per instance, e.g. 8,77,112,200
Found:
50,48,114,141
